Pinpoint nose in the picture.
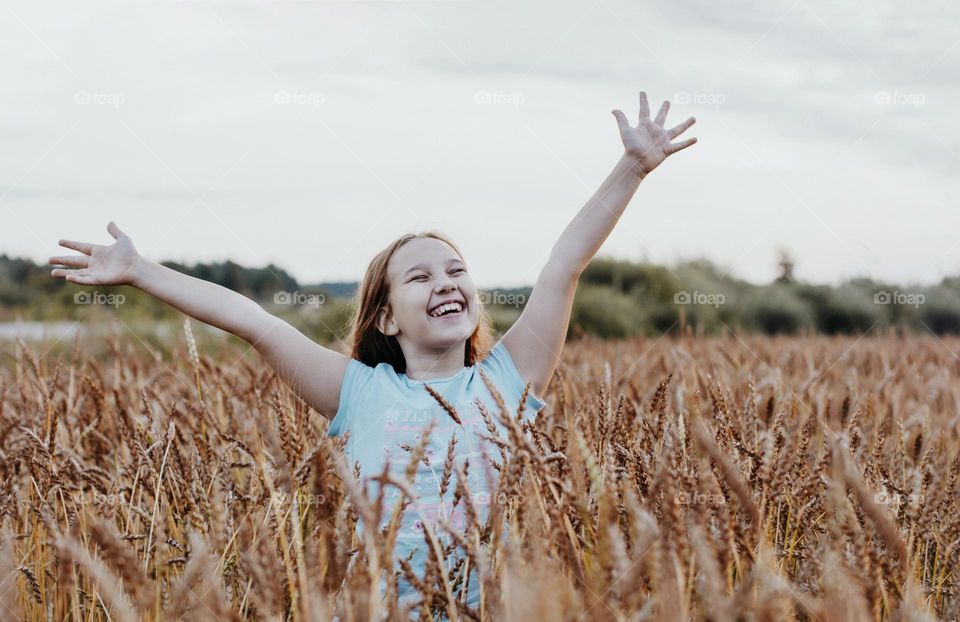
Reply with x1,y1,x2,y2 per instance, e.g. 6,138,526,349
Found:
435,275,456,293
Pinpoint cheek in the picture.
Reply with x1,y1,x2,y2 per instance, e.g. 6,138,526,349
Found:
396,288,428,321
386,292,408,322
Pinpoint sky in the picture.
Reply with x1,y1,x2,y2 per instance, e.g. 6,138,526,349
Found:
1,0,958,289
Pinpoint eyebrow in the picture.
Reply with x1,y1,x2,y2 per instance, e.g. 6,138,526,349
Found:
402,258,463,278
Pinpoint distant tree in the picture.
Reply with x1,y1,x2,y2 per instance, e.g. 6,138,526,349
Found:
775,247,795,284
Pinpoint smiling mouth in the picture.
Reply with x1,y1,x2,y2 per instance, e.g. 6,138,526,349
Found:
428,301,465,319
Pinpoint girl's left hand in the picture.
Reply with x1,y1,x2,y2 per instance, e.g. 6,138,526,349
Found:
612,91,697,175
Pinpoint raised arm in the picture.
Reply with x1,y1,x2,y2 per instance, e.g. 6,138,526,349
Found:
49,222,350,418
501,91,697,397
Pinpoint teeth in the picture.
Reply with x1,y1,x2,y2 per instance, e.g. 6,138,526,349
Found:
429,302,463,317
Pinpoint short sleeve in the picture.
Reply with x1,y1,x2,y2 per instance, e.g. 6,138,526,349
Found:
326,358,375,437
481,339,547,413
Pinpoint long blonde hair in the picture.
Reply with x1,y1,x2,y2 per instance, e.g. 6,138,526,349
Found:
346,231,494,372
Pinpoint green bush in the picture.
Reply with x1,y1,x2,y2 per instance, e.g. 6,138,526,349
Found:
581,257,679,302
569,283,641,339
741,285,814,335
917,288,960,334
796,284,883,335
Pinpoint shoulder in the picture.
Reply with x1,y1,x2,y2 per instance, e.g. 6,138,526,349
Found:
326,358,403,437
478,338,547,413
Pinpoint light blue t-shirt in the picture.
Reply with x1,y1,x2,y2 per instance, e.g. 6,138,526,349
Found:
326,338,546,612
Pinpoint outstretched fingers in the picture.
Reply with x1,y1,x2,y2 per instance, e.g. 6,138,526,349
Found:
653,100,670,126
638,91,650,122
48,255,89,268
668,116,696,139
612,108,632,133
668,136,698,154
58,239,94,255
50,268,90,282
107,221,126,240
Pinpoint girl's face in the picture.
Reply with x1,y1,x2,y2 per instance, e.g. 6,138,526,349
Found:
378,237,479,352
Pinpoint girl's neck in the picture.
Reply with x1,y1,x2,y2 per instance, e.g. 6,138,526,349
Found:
401,343,466,380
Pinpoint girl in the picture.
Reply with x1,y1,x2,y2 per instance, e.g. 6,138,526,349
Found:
49,91,696,617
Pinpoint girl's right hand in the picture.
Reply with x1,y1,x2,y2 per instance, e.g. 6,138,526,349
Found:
49,221,142,287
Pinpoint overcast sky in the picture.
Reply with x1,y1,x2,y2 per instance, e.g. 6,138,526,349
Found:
1,0,958,288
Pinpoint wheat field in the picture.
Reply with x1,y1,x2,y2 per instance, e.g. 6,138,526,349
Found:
1,325,958,621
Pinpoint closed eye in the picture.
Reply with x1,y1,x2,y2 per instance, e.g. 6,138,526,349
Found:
407,266,464,282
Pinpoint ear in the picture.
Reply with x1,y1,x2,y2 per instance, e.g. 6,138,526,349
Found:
376,304,399,336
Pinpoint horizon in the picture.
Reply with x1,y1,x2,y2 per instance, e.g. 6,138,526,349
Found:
4,249,954,293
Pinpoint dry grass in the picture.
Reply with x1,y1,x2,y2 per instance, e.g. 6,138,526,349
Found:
0,327,958,621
